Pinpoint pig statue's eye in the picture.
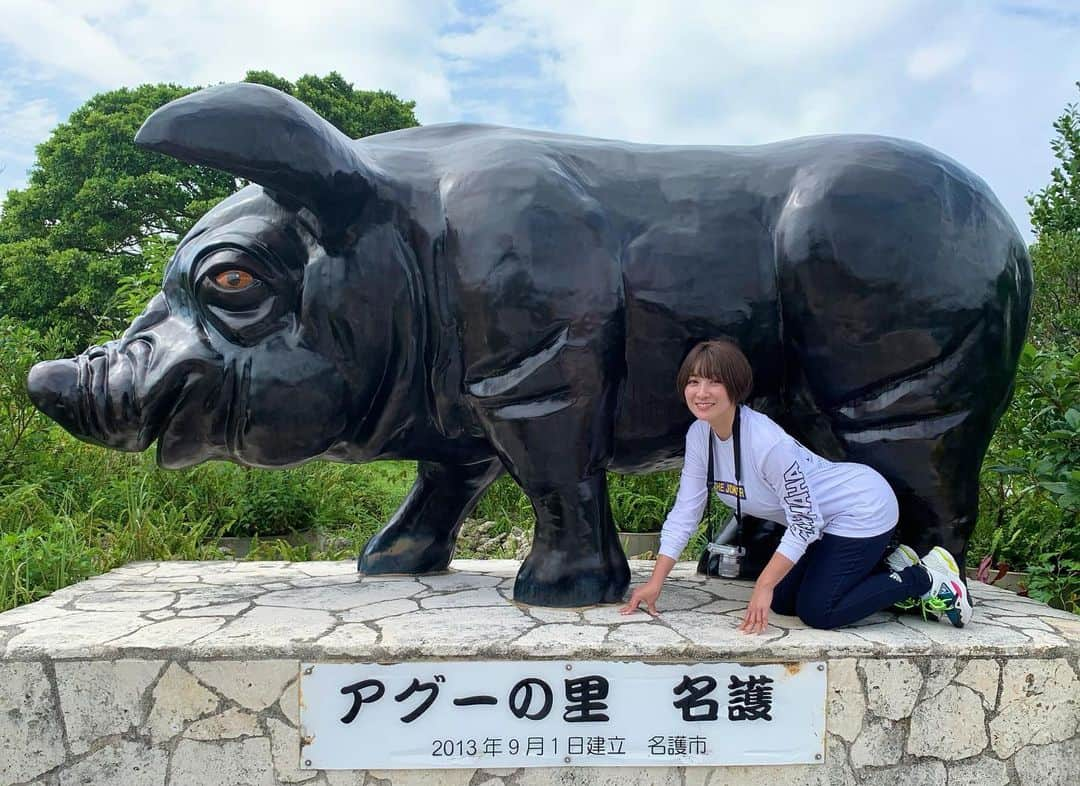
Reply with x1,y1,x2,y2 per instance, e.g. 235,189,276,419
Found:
195,249,270,312
213,269,256,290
192,245,295,345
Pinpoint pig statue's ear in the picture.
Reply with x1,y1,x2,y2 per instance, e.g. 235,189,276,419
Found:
135,82,379,249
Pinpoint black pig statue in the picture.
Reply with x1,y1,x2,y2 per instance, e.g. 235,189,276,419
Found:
27,83,1032,607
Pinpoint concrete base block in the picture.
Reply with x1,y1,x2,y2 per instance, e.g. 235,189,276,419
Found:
2,560,1078,785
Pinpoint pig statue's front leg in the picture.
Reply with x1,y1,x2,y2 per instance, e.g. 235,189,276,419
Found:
358,457,504,575
511,469,630,607
467,342,631,607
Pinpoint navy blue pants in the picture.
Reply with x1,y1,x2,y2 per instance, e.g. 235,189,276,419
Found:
770,529,931,629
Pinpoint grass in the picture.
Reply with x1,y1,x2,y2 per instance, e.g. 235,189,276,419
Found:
0,424,415,611
6,418,1068,613
1,420,700,611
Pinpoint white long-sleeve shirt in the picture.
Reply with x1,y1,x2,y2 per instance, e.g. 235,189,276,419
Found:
658,408,899,563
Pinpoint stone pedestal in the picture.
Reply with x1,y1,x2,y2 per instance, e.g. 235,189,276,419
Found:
1,560,1078,785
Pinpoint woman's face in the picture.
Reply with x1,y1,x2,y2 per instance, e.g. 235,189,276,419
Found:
684,374,734,423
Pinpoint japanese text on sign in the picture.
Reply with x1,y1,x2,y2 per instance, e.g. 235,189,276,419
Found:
301,660,825,769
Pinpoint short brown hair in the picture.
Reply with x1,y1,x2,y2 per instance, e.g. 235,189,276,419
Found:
676,339,753,404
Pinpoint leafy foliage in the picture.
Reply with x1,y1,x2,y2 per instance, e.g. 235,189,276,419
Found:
1028,81,1080,236
0,318,64,477
0,430,417,612
230,470,318,537
1026,231,1080,345
0,72,419,352
975,346,1080,609
973,81,1080,612
1025,84,1080,348
0,84,225,255
244,70,419,139
609,471,679,533
0,84,234,350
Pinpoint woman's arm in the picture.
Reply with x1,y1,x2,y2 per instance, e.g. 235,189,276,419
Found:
620,425,709,616
738,550,795,634
656,423,710,561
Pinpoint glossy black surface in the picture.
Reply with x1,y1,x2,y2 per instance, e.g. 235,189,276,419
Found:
27,83,1032,607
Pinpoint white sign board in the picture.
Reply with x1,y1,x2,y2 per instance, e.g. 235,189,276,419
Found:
300,660,825,769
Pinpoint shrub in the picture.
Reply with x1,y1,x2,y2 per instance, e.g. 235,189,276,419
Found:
472,475,533,534
609,472,680,533
975,343,1080,611
0,318,65,479
229,469,318,537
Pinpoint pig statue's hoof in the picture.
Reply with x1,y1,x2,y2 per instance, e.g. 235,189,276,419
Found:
512,546,631,608
357,525,455,576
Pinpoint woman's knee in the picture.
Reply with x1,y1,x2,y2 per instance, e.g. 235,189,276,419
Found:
795,595,838,630
770,593,797,616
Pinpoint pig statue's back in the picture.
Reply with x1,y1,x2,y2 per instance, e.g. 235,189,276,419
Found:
362,123,1028,474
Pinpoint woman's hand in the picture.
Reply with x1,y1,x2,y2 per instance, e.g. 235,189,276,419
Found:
738,582,774,634
620,580,663,617
738,551,794,634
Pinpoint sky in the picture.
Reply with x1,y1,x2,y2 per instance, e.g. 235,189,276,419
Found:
0,0,1077,242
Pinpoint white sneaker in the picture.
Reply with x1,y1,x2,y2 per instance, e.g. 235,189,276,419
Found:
920,546,973,628
885,544,922,612
885,544,920,572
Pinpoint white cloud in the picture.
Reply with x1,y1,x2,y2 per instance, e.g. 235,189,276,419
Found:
0,0,1076,240
969,66,1019,99
0,1,459,120
0,98,59,148
0,0,464,199
440,0,1078,239
468,0,917,144
0,81,59,171
907,40,969,81
0,95,59,200
0,1,147,88
113,0,456,114
440,21,535,61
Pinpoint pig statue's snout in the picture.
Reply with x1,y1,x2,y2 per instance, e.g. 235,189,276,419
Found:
27,359,82,435
26,343,162,453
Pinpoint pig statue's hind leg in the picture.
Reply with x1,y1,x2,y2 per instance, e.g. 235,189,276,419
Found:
780,326,1015,568
358,457,504,575
774,174,1029,573
791,406,987,562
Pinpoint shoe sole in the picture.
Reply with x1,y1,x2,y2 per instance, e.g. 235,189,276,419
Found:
943,580,972,627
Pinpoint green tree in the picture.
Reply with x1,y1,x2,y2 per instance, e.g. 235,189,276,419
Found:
0,83,232,349
0,72,419,351
244,70,419,139
1025,81,1080,347
975,81,1080,611
1027,232,1080,346
0,317,65,477
1029,81,1080,236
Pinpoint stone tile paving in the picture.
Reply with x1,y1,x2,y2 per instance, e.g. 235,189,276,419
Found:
0,559,1077,784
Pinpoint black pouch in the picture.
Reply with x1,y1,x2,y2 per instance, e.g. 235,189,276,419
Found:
697,515,785,579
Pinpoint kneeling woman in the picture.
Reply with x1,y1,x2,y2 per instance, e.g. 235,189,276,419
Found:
620,338,973,631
